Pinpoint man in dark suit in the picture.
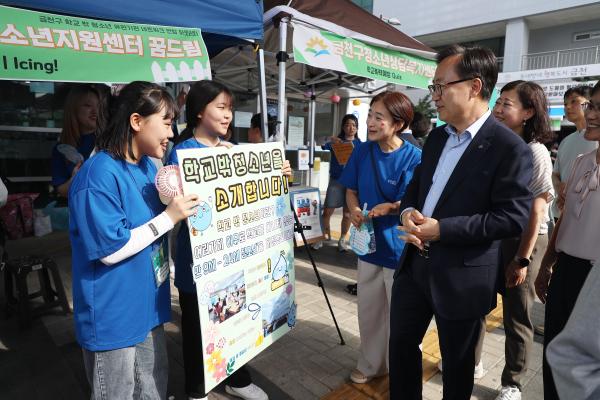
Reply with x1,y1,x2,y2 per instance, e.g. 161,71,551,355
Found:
389,45,533,400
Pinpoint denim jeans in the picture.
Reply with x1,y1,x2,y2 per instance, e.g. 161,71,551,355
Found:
82,325,168,400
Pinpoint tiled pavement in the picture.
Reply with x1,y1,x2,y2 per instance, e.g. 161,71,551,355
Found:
0,209,546,399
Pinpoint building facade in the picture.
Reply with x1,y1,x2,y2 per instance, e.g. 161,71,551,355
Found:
373,0,600,126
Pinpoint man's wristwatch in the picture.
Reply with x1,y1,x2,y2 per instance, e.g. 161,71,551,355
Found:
514,256,531,268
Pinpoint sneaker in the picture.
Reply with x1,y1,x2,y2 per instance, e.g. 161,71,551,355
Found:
350,368,372,384
311,241,323,250
473,360,486,379
225,383,268,400
494,386,521,400
437,360,486,379
338,238,349,252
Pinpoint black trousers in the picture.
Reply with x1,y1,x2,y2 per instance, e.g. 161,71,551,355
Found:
180,290,252,398
542,252,592,400
389,253,484,400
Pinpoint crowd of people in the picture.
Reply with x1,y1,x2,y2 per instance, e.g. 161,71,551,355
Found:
43,41,600,400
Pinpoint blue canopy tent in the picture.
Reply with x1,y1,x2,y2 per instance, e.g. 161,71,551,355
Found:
1,0,273,136
1,0,264,55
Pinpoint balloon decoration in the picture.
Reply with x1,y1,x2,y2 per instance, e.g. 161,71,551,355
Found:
352,99,361,106
330,94,341,103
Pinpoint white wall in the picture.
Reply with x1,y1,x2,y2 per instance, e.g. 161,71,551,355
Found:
373,0,597,37
528,19,600,53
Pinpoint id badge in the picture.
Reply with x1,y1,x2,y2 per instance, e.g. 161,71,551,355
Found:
151,239,169,288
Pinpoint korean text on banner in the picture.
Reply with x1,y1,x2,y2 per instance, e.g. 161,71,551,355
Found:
0,5,211,83
177,142,296,392
292,23,435,90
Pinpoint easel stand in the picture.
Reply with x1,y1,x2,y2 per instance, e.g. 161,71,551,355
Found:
291,204,345,345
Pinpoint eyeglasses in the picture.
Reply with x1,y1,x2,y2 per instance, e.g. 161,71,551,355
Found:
582,101,600,113
428,77,477,97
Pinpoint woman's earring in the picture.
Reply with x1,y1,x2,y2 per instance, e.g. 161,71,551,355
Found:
522,119,527,126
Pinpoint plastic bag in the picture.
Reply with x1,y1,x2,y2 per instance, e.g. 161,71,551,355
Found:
42,201,69,231
349,204,376,256
34,209,52,237
0,193,39,239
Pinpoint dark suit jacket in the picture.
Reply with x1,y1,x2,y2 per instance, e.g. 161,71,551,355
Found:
398,114,533,320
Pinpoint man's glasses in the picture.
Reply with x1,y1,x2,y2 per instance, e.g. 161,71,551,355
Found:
582,101,600,113
427,77,478,97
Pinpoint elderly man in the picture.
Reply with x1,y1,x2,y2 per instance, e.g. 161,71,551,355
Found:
389,45,533,400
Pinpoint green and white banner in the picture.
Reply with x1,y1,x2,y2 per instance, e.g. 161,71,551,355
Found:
0,5,211,83
292,23,435,89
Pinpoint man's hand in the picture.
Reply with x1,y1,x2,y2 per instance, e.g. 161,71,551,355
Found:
534,267,552,304
398,209,426,249
505,261,527,288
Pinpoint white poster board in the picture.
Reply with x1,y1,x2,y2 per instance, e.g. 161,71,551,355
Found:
287,116,305,148
290,187,324,245
177,143,296,392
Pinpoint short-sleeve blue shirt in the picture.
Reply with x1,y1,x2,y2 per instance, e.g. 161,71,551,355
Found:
338,141,421,269
166,137,208,293
322,138,362,180
51,132,96,187
68,151,170,351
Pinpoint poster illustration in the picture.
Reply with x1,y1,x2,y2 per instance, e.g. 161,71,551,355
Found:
290,187,324,245
177,142,296,391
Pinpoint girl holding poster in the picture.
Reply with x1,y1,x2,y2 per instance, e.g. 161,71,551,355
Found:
339,91,422,385
69,81,199,399
313,114,363,253
168,80,271,400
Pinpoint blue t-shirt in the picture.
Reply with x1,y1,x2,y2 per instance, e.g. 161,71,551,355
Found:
339,141,421,269
166,137,209,293
68,151,170,351
322,138,362,180
51,132,96,187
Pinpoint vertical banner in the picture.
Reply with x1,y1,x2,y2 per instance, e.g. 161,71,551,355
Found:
290,187,324,245
177,143,295,392
0,5,211,83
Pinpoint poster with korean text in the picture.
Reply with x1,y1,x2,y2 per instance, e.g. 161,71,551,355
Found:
177,142,295,391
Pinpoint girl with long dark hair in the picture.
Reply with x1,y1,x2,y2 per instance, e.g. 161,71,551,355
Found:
69,81,199,399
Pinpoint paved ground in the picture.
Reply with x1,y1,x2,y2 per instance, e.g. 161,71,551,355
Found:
0,209,546,399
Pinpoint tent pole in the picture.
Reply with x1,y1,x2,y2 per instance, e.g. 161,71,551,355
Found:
256,46,269,142
276,17,289,142
309,85,316,187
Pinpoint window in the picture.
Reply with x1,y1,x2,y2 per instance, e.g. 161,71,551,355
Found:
574,30,600,42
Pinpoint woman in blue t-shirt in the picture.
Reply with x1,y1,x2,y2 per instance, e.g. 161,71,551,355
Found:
314,114,362,252
69,81,199,399
51,85,100,197
168,80,289,400
339,91,422,385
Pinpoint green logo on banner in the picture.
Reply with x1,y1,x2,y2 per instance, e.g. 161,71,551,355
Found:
305,37,330,57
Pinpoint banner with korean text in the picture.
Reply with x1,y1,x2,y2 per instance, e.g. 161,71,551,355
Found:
177,143,295,391
292,23,435,90
0,5,211,83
